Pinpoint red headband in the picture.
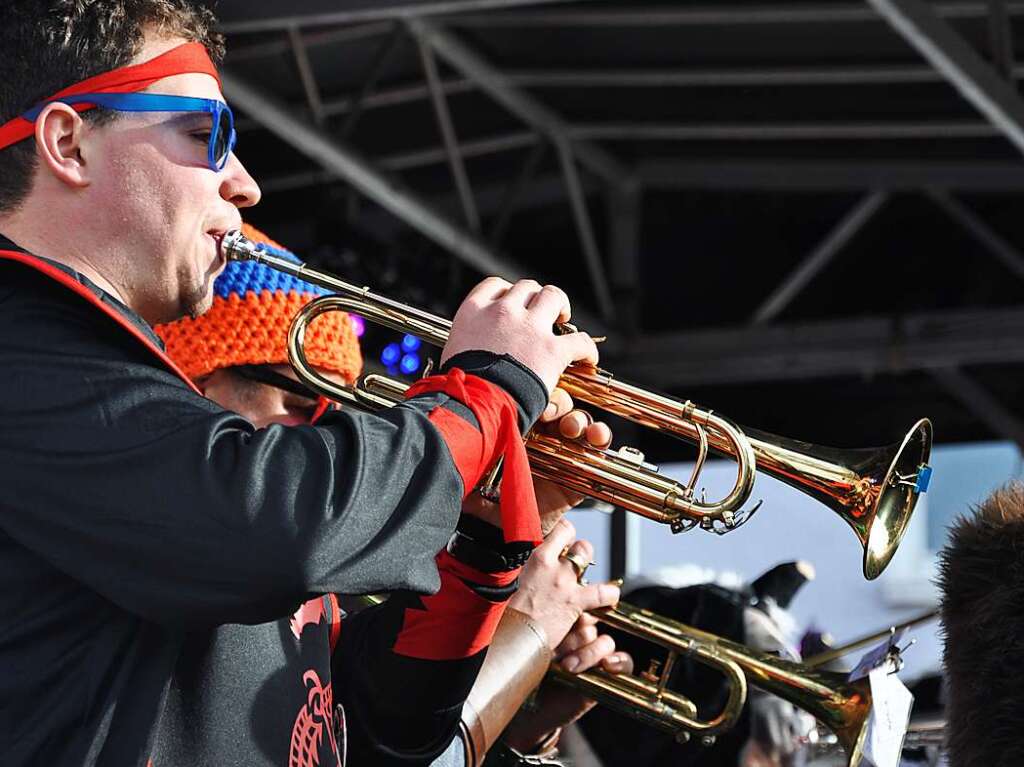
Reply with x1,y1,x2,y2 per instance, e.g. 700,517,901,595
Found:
0,42,219,152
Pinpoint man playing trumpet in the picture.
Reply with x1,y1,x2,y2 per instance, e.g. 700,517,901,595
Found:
0,2,599,763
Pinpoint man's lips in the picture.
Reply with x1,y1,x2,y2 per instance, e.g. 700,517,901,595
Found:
206,232,227,275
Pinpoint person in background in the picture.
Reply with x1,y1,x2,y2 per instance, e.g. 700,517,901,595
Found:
939,482,1024,767
156,225,630,766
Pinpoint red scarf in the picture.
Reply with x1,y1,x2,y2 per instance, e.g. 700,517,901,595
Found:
407,368,542,546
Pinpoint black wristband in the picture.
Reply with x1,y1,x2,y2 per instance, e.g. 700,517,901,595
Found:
447,516,535,573
441,350,548,432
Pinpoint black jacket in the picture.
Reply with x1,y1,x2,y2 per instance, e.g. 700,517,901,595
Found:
0,237,546,766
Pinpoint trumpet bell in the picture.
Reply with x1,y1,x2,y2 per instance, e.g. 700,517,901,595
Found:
745,419,933,580
861,418,934,580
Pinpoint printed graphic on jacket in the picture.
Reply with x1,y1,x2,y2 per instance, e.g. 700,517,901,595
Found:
147,595,344,767
289,596,344,767
290,669,341,767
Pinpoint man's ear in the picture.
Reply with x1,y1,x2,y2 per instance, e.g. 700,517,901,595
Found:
194,374,211,396
34,103,90,189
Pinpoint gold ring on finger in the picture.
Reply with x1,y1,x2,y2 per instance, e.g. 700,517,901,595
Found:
560,550,593,583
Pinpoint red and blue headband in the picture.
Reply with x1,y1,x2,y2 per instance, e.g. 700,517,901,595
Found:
0,42,220,152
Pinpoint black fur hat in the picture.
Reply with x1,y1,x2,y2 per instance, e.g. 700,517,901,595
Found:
938,482,1024,767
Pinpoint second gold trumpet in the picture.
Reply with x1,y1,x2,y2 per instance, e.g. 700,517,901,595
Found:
552,600,887,767
222,231,932,579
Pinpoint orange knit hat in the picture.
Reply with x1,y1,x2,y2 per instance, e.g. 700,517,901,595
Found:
156,224,363,383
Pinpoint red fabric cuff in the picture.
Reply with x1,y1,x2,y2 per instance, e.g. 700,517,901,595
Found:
406,368,541,545
392,550,517,660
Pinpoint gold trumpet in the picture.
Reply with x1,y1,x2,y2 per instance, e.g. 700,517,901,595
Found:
554,601,890,766
222,230,933,579
550,602,750,743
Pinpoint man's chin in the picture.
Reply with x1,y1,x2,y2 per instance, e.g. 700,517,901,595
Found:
187,295,214,320
182,284,215,321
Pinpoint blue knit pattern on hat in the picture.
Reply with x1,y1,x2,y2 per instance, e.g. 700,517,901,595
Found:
213,241,329,300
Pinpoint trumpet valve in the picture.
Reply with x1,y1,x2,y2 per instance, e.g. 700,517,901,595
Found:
616,446,645,464
641,659,663,685
612,445,659,472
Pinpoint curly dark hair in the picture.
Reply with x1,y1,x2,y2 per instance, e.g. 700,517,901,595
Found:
0,0,224,213
939,482,1024,767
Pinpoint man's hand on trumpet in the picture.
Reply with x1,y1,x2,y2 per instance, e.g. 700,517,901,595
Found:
442,277,599,396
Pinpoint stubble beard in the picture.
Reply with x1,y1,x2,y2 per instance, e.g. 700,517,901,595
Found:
175,258,215,320
182,280,214,320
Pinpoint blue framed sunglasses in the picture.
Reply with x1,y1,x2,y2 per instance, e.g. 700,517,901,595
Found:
22,93,237,171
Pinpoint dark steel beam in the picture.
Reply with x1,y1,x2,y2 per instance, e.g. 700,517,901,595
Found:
257,158,1024,196
557,144,616,321
228,22,394,63
406,17,629,185
416,33,480,232
340,23,406,139
448,1,1024,27
573,122,997,141
249,133,538,192
288,27,326,126
988,0,1016,79
381,131,537,172
237,122,1011,184
931,366,1024,451
637,159,1024,191
867,0,1024,156
751,192,888,324
234,58,1024,133
488,140,547,248
233,65,1022,132
218,0,604,34
614,307,1024,386
607,182,641,334
221,70,526,279
499,66,956,87
925,190,1024,280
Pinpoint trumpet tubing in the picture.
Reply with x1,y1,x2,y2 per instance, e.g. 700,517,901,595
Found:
223,230,933,579
556,601,877,767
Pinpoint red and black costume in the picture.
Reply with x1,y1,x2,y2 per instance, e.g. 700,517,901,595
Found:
0,236,547,766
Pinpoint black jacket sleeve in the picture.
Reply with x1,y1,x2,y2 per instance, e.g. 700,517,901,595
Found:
0,262,544,630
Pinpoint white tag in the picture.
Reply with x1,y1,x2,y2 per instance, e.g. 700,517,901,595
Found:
847,629,906,682
860,666,914,767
